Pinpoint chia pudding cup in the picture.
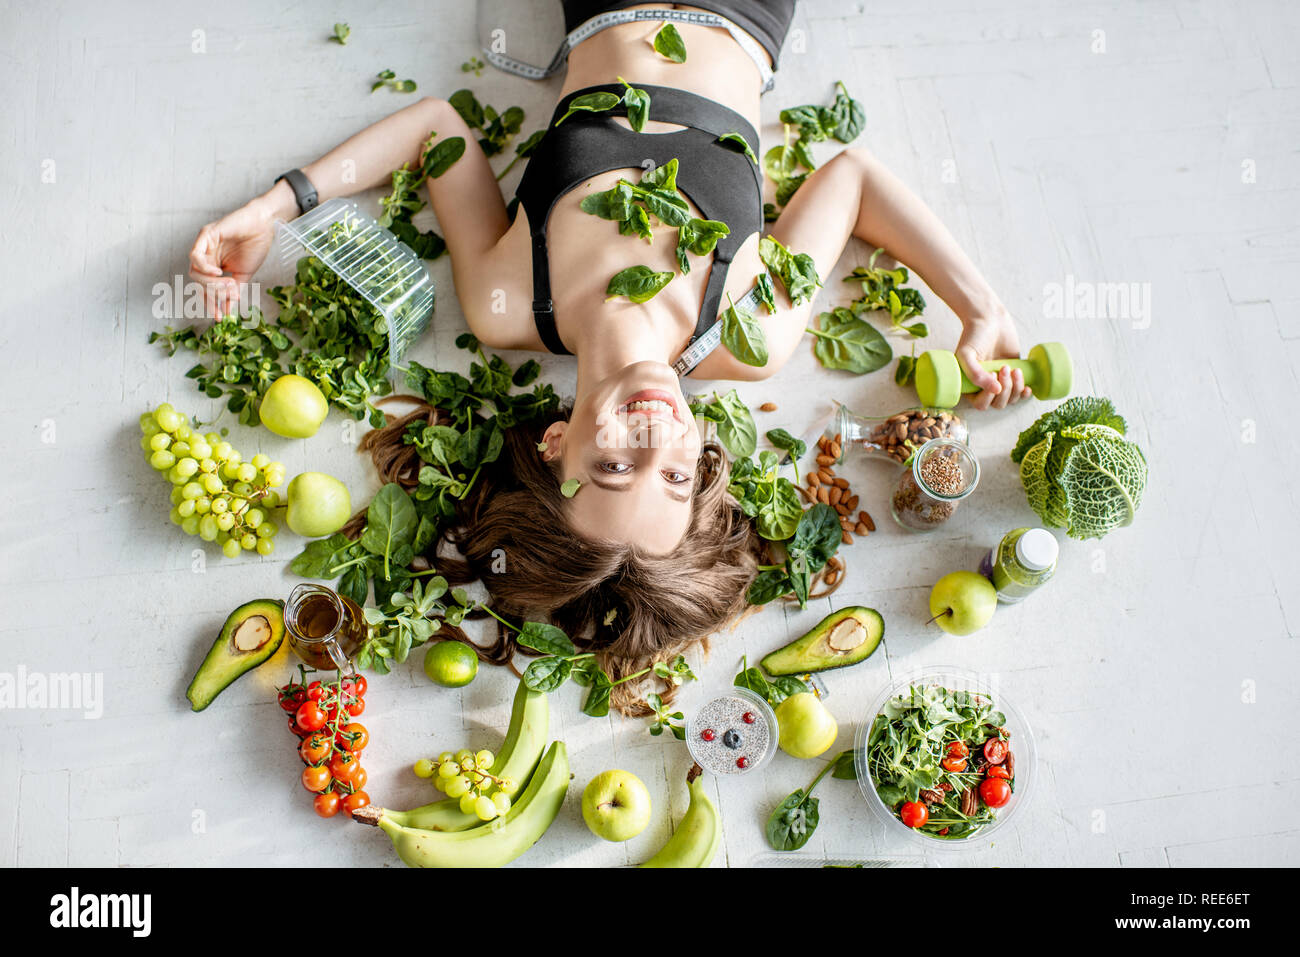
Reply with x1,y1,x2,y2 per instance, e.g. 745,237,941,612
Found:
686,687,779,775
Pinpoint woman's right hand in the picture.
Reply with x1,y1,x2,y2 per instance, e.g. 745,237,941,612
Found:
188,197,280,318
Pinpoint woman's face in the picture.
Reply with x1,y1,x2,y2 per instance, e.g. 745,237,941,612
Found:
543,360,702,555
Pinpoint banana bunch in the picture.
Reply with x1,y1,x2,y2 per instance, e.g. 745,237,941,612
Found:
641,765,721,868
355,682,569,868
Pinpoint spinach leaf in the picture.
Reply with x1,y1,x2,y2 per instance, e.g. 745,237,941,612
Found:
808,307,892,374
652,22,687,62
642,157,678,191
675,218,730,274
516,620,577,657
718,132,757,164
895,354,917,386
825,81,866,142
359,483,418,581
605,265,674,304
720,294,769,367
330,22,351,45
556,91,621,126
290,532,356,579
421,136,466,179
746,568,792,605
766,428,806,461
759,236,821,306
756,477,803,540
581,671,614,717
789,503,841,570
618,77,651,132
711,389,757,458
522,656,573,693
449,88,485,128
754,272,777,314
766,789,820,851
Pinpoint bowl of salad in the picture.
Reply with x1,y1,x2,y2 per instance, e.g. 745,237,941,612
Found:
854,666,1036,846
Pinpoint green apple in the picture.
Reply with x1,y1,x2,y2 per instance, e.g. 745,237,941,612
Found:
259,374,328,438
775,692,838,759
286,472,352,537
928,571,997,636
581,770,652,842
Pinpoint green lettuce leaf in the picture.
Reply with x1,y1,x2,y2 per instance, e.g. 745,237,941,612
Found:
1010,396,1128,463
1059,432,1147,540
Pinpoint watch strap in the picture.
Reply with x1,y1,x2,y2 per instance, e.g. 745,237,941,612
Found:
274,169,318,215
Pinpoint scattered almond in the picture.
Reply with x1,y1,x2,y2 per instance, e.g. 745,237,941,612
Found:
758,402,778,412
844,494,859,511
817,487,830,505
807,472,822,487
832,477,849,489
815,453,835,467
855,521,870,535
841,530,854,545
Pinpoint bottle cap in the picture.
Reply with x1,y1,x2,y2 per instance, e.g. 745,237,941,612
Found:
1015,528,1059,571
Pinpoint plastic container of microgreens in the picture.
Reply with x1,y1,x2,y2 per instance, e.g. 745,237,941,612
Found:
275,198,435,372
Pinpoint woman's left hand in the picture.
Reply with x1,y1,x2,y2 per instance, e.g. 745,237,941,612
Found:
955,311,1032,411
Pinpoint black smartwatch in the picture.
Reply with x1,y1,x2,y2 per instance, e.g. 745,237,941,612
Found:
274,169,319,215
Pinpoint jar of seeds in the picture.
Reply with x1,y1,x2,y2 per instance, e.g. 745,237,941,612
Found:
890,437,979,531
829,404,969,466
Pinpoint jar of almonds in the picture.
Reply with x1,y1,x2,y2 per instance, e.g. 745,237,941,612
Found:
890,437,979,531
830,405,969,466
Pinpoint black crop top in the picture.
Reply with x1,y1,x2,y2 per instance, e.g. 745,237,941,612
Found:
514,83,763,355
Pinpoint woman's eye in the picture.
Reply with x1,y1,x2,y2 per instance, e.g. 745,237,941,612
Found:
662,470,690,484
599,462,632,474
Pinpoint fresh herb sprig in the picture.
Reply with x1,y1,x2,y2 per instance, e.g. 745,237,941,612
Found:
372,69,417,94
688,389,757,458
449,88,528,157
843,247,929,339
764,81,865,217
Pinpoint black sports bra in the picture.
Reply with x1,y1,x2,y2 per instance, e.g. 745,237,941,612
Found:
515,83,763,355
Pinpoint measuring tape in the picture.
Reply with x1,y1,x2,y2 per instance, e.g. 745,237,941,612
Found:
482,8,775,92
672,285,765,377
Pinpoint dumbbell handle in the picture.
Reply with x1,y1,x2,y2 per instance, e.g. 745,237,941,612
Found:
957,357,1043,394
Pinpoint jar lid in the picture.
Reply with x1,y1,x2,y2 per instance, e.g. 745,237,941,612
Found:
1015,528,1059,571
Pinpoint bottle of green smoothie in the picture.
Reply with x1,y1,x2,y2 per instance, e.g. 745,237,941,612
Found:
978,527,1058,603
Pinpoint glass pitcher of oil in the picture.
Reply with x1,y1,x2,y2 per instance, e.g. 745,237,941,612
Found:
284,583,367,671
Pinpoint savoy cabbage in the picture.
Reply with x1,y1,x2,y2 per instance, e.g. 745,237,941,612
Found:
1012,397,1147,540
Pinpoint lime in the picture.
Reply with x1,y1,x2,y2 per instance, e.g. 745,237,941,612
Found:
423,641,479,688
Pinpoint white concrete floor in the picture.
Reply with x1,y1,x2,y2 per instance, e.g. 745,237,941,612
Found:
2,0,1298,868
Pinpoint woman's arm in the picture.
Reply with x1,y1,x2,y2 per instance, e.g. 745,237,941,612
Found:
720,147,1029,408
187,97,527,345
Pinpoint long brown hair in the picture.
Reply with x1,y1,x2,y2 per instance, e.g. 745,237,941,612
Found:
355,396,762,714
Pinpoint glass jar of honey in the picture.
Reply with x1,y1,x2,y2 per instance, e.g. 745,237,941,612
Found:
284,583,367,671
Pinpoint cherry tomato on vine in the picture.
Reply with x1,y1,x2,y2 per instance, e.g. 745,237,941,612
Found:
295,701,328,733
983,738,1008,765
353,765,367,790
336,723,369,753
345,698,365,717
299,733,333,765
342,791,371,817
941,755,968,773
313,791,341,818
329,751,364,787
278,686,306,712
352,676,367,698
986,765,1011,780
899,801,929,829
302,766,332,793
288,716,310,738
979,777,1012,808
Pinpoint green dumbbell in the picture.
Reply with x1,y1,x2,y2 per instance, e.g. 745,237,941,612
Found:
913,342,1072,409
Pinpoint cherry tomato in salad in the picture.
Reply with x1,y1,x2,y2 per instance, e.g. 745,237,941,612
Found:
945,741,969,758
983,738,1008,765
295,701,328,733
986,765,1011,780
899,801,929,828
299,734,333,765
342,791,371,817
941,755,968,772
313,791,341,818
979,777,1012,808
302,766,332,793
336,723,369,753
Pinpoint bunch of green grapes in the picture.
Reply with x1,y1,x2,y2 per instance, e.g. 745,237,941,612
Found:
412,749,514,821
140,403,287,559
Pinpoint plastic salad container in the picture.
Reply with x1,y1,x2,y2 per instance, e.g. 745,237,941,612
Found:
276,197,435,372
854,666,1036,849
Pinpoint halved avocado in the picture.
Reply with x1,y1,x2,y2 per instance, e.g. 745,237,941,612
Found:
761,606,884,676
186,599,286,711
